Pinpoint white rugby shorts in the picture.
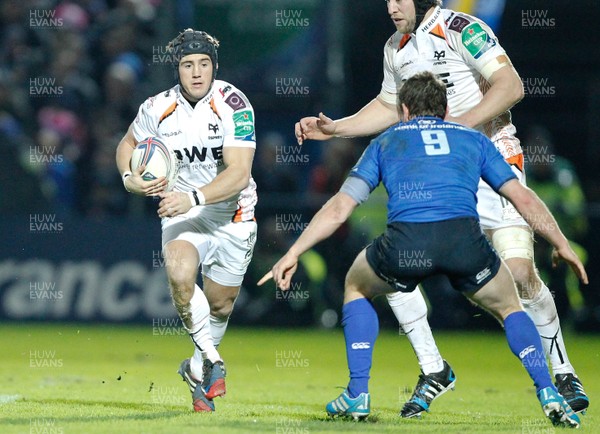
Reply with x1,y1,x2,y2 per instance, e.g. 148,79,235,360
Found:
477,164,528,230
162,208,257,287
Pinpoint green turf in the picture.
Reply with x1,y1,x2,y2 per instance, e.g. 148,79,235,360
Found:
0,323,597,433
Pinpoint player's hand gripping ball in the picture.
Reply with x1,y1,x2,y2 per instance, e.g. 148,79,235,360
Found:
130,137,178,191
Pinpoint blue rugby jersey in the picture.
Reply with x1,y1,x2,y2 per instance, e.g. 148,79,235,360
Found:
348,117,516,223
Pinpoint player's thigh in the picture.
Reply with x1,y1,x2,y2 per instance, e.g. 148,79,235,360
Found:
464,261,522,321
345,249,392,303
201,220,256,316
162,218,208,286
201,220,256,284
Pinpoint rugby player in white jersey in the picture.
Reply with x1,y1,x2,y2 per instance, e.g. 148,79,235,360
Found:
295,0,588,418
116,29,257,412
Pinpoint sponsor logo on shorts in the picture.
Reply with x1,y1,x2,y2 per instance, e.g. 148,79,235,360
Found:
351,342,371,350
475,267,491,283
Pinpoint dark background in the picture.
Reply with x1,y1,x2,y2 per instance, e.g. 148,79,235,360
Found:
1,0,598,331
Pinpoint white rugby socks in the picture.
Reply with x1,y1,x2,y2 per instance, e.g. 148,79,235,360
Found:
210,315,229,348
387,287,444,375
521,284,574,375
185,284,221,379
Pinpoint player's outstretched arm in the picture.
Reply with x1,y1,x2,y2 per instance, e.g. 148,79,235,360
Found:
258,192,358,289
499,179,588,284
295,97,400,145
116,124,167,196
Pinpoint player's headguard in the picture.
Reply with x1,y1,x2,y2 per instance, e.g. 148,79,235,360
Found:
166,28,220,82
414,0,442,26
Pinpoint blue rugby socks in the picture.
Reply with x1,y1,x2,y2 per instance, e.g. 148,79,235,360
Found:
342,298,379,398
504,310,554,393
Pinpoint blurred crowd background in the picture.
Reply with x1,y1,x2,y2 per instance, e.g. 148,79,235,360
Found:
1,0,599,331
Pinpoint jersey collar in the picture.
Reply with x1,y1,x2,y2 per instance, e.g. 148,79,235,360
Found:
176,84,215,111
416,6,442,35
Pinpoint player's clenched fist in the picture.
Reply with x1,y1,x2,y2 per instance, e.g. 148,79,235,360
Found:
295,112,336,144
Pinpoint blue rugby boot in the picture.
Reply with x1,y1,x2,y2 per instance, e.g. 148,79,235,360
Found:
537,386,580,428
326,390,370,420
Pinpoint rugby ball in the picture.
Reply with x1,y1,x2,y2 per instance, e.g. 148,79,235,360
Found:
130,137,178,191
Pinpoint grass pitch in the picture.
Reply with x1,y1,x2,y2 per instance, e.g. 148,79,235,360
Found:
0,323,597,433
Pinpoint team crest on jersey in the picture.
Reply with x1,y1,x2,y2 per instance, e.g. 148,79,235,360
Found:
462,23,496,59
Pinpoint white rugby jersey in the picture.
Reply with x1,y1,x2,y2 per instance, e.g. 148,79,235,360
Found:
382,7,523,171
132,80,257,222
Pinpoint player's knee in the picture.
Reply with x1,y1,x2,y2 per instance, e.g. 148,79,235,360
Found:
507,260,532,285
167,271,195,305
505,260,540,299
491,226,536,291
344,272,368,298
209,298,234,319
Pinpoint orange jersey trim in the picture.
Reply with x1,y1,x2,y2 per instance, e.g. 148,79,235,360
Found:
506,154,524,173
429,23,446,41
398,34,412,51
209,98,221,120
231,207,256,223
158,102,177,126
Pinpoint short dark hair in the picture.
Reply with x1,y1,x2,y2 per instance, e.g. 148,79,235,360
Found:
398,71,447,119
